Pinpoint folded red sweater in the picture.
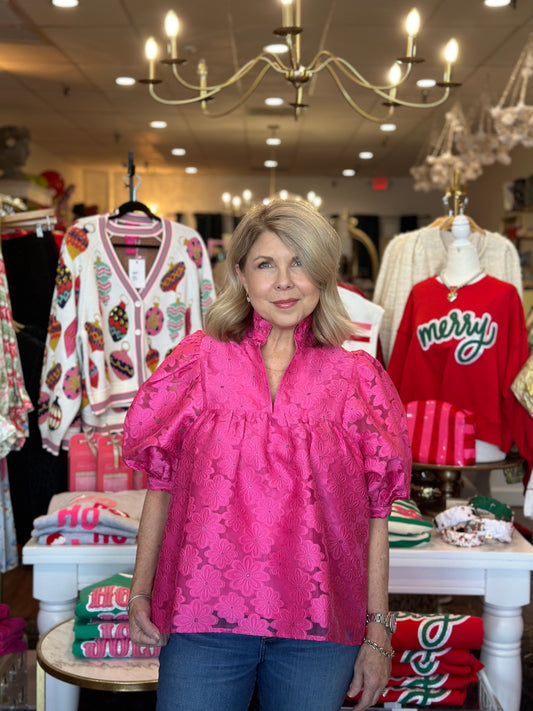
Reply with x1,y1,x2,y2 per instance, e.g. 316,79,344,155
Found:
392,648,483,677
388,673,472,690
392,612,484,651
380,687,467,706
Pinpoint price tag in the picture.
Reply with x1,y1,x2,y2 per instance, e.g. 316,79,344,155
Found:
128,258,146,289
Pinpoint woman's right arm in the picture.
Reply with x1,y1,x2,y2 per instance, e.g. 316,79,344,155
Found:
128,488,170,647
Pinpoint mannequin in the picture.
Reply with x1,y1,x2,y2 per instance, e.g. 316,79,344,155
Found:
441,214,484,286
441,214,506,464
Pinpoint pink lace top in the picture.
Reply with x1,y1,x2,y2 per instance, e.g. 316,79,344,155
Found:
122,313,411,645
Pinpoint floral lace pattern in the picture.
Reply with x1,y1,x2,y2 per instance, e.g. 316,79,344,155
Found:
123,313,411,645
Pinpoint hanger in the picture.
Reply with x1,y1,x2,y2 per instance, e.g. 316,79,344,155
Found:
108,200,161,222
427,170,486,234
438,213,486,235
107,151,162,247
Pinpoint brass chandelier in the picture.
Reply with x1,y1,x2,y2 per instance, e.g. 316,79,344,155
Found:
140,1,460,122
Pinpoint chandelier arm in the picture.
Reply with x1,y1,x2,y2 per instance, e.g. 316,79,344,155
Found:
148,82,224,106
324,66,391,123
199,64,275,118
309,52,412,91
374,88,451,109
168,53,285,93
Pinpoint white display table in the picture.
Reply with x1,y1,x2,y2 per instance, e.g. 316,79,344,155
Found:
23,530,533,711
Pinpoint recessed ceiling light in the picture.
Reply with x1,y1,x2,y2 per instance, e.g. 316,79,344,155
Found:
342,169,356,177
359,151,374,160
150,120,167,129
265,97,284,107
380,123,397,132
115,77,136,86
264,160,278,168
264,44,289,54
52,0,79,7
185,167,198,174
416,78,437,88
266,137,282,146
484,0,511,6
171,148,186,156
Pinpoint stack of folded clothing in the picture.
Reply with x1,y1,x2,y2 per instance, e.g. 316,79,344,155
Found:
0,603,27,655
31,490,146,545
72,573,159,659
388,499,433,547
381,612,484,706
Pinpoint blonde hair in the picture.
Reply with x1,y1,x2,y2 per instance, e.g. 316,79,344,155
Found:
204,199,355,346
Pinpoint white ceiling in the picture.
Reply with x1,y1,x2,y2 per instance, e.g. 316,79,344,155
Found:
0,0,532,178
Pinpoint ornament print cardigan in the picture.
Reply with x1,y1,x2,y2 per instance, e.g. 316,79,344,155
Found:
38,213,215,454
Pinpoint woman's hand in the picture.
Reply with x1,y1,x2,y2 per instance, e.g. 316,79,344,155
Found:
345,640,391,711
128,596,167,647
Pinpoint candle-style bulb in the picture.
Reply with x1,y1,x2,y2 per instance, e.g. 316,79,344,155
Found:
145,37,159,61
389,63,402,85
405,8,420,37
444,38,459,64
164,11,179,38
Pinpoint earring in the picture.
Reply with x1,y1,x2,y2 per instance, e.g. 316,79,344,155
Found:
246,294,250,303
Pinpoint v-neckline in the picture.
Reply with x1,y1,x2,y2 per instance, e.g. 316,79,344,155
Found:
99,215,170,299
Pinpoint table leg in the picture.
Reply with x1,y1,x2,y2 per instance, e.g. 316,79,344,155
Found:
37,598,77,636
480,601,523,711
36,660,45,711
37,599,80,711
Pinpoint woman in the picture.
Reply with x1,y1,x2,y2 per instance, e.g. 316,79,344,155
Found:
122,199,411,711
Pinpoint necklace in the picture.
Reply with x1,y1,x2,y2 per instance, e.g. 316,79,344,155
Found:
440,268,484,302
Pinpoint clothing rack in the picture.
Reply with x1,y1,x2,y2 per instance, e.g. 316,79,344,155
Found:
1,208,57,237
124,151,139,201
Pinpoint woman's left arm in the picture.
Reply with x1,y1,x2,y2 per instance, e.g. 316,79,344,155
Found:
346,516,392,710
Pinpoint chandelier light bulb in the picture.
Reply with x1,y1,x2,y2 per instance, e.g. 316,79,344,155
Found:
164,11,179,38
264,160,278,168
484,0,511,6
389,63,402,85
444,38,459,64
145,38,159,61
266,137,282,146
279,190,289,200
222,192,231,206
405,8,420,37
307,191,316,203
232,196,242,209
242,189,253,202
380,123,397,132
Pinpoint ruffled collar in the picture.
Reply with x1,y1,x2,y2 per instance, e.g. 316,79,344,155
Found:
246,310,315,348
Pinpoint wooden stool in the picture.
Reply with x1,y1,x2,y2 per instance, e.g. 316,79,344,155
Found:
36,618,158,711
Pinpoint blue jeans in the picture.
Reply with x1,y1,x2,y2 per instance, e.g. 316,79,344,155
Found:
156,632,359,711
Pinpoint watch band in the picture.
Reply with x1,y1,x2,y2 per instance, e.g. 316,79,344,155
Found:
366,612,397,633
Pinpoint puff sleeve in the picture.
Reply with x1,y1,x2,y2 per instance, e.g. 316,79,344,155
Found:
122,330,205,490
343,352,412,517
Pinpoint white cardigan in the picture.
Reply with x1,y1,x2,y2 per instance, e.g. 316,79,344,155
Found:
39,213,215,454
